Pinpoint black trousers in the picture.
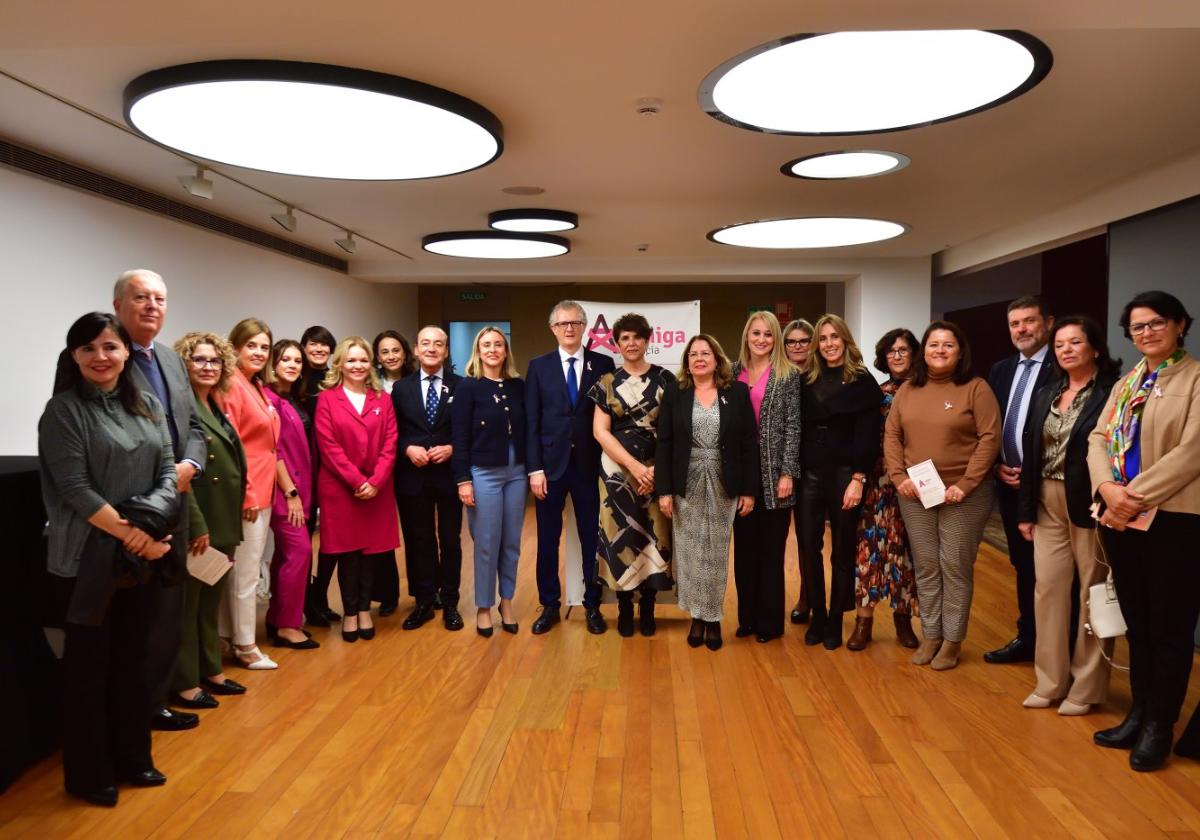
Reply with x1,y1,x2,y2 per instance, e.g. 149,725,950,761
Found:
145,543,186,709
733,503,791,637
1102,511,1200,725
336,550,380,615
997,481,1037,643
791,505,808,610
799,465,861,618
391,487,464,607
62,581,156,793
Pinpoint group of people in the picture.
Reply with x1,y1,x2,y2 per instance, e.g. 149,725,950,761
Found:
38,271,1200,806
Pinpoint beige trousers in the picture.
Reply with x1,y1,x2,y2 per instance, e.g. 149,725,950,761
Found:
1031,479,1112,704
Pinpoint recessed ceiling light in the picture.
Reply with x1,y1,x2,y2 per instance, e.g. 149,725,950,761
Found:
783,150,910,180
708,217,907,249
488,209,578,232
700,30,1051,135
125,60,503,179
423,230,569,259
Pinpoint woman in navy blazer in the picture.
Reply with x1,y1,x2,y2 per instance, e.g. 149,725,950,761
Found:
452,327,527,636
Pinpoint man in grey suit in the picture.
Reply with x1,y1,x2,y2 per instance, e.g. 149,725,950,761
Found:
114,269,207,732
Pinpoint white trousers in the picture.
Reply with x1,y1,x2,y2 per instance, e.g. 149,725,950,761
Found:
219,511,270,646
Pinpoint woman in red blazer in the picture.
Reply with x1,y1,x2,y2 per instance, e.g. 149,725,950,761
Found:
315,337,399,642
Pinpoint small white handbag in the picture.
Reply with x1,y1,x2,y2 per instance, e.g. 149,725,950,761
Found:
1086,573,1126,640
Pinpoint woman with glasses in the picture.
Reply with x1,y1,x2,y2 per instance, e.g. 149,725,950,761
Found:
1088,291,1200,771
848,328,920,651
783,318,815,624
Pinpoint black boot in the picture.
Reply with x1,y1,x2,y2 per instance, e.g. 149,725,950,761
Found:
1094,701,1146,750
1130,721,1174,772
639,593,657,637
823,612,844,650
616,593,635,638
1176,705,1200,759
804,611,827,646
687,619,705,648
303,577,329,627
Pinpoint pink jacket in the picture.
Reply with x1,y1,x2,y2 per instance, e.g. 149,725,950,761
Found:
266,389,312,518
219,370,280,511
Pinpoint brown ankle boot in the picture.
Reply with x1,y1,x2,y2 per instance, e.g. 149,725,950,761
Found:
846,617,873,651
931,640,962,671
893,613,919,649
912,637,941,666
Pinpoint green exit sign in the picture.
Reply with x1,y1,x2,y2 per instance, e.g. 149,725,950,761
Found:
459,291,487,302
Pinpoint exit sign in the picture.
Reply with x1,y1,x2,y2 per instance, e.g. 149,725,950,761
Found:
458,291,487,302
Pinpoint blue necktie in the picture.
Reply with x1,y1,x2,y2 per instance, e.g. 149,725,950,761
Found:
134,347,178,451
1002,359,1035,467
425,374,439,425
566,357,578,408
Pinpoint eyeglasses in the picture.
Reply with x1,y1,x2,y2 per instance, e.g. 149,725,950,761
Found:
551,320,586,330
190,357,222,369
887,348,912,358
687,350,714,359
1129,317,1169,336
784,338,812,347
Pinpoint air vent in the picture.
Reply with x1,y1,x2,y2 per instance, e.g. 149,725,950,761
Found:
0,137,347,273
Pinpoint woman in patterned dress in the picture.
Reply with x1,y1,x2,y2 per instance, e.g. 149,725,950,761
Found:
847,328,920,651
590,313,676,637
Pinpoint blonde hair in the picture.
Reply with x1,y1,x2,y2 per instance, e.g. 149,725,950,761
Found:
322,336,382,393
174,331,236,394
738,310,797,380
228,317,275,385
805,314,870,384
464,326,518,379
676,333,733,389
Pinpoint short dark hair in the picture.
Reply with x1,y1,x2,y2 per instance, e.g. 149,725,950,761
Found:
873,327,919,375
1006,295,1050,318
1048,316,1122,379
1118,290,1192,345
54,311,153,418
911,320,975,386
612,312,652,342
301,325,336,349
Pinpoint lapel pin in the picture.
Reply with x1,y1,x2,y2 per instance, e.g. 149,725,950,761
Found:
720,395,727,405
373,407,381,416
944,401,954,410
493,394,501,404
1154,385,1163,398
587,360,593,372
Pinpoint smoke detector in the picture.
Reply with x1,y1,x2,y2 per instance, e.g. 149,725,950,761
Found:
635,97,664,116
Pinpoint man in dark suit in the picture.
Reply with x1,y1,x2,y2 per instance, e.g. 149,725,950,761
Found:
390,326,464,632
525,300,615,635
985,295,1055,664
113,269,207,736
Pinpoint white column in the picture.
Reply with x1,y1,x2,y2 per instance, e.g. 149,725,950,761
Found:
843,257,932,380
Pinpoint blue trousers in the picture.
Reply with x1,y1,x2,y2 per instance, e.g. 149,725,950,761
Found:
469,453,527,608
535,459,602,610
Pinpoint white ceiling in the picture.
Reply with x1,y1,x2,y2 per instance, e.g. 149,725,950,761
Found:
2,1,1200,282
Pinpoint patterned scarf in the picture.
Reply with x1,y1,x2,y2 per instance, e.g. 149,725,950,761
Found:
1105,349,1185,483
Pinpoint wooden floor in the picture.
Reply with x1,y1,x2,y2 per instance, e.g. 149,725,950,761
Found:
4,507,1200,839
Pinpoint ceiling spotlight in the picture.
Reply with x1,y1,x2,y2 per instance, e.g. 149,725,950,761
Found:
125,60,503,179
422,230,569,260
708,217,907,249
271,205,297,232
178,166,213,199
783,150,910,180
488,209,578,233
700,30,1052,135
334,231,357,254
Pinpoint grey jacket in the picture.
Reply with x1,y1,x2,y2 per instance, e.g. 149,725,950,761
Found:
733,363,802,508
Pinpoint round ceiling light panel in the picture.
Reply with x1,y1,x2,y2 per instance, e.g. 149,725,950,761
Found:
700,30,1052,135
124,60,503,179
488,209,578,232
422,230,570,259
708,217,907,249
783,150,910,179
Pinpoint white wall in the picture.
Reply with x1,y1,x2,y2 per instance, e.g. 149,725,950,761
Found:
0,166,417,455
843,257,933,380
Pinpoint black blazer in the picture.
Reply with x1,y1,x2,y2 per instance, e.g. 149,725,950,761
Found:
391,369,461,495
451,376,527,483
987,351,1056,467
1016,371,1118,529
654,380,760,500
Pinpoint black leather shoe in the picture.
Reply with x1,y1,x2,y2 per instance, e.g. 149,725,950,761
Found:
403,602,435,631
320,607,341,623
823,613,844,650
151,707,198,731
502,621,519,634
304,601,331,627
585,608,607,635
378,602,399,617
443,606,465,631
477,624,494,638
705,621,723,651
757,633,780,644
804,615,827,646
735,626,755,638
639,599,656,637
1094,703,1146,749
1131,721,1174,772
203,677,247,696
358,624,376,640
687,619,705,648
117,767,167,787
341,628,359,643
790,606,810,624
531,608,561,635
273,633,320,649
983,637,1034,664
616,598,635,637
172,690,218,710
67,784,118,807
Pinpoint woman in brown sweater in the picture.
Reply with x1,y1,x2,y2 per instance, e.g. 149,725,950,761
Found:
884,321,1001,670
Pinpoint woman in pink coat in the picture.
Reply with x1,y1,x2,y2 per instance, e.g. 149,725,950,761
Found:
315,336,399,642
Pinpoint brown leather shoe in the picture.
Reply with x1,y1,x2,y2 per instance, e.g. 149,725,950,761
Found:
893,613,919,649
846,617,873,651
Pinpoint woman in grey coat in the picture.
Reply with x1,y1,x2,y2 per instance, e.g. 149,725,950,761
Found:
731,311,802,642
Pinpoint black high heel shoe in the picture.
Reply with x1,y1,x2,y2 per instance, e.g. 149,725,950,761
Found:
477,623,494,638
341,620,358,643
687,619,705,648
705,621,723,651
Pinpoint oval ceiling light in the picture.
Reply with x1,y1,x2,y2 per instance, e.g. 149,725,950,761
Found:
708,217,907,249
700,30,1051,135
423,230,570,259
488,209,578,233
124,60,503,180
783,150,910,180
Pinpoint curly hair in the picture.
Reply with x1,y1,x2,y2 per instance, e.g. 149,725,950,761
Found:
872,327,920,376
174,331,237,394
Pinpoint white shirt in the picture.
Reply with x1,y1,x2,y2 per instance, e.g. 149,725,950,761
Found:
558,346,584,384
343,386,366,414
1004,343,1049,465
420,366,445,406
380,376,396,395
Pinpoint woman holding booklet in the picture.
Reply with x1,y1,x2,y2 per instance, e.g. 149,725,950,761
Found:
884,320,1001,671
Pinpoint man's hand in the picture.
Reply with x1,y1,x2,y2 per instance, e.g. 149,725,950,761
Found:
995,464,1022,489
427,445,452,464
176,461,197,493
406,445,430,467
530,473,548,500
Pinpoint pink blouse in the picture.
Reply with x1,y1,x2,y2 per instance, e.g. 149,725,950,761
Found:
737,366,770,427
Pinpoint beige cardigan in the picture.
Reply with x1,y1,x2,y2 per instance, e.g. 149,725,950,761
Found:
1087,353,1200,515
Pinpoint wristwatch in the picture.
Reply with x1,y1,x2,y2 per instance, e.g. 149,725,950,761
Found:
287,488,300,498
852,473,867,485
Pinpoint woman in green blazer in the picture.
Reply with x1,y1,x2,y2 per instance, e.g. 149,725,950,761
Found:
171,332,250,709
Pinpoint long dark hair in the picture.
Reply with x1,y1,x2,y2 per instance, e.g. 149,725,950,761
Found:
1048,316,1122,380
910,320,975,386
269,338,308,401
54,312,152,418
373,329,416,379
